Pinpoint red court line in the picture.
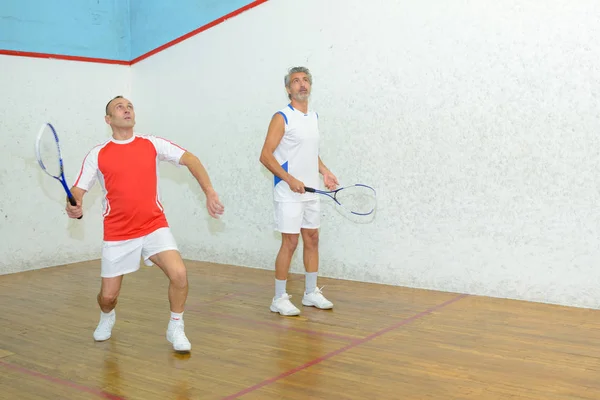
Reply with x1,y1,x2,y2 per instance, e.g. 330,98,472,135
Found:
0,359,125,399
186,275,360,341
221,293,469,400
0,49,129,65
129,0,269,65
190,309,359,342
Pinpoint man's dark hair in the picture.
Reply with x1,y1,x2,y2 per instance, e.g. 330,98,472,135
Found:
105,95,124,115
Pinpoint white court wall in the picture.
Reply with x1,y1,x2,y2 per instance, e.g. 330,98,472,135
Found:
0,55,131,274
131,0,600,309
5,0,592,309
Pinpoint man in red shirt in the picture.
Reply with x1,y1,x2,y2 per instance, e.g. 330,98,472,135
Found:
66,95,224,353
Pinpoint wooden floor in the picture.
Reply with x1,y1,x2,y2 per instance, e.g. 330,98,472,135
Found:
0,261,599,400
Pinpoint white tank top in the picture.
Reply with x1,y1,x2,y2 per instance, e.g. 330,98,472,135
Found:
272,104,320,202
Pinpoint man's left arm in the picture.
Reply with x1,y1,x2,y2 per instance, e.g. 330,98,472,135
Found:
179,151,224,218
152,135,224,219
318,156,339,190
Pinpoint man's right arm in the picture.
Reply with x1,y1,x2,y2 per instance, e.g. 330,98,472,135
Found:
66,187,86,219
259,113,305,193
65,149,99,219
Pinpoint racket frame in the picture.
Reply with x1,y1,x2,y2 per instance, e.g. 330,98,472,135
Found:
304,183,376,216
35,122,82,218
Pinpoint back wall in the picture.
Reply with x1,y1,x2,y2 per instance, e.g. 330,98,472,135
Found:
132,0,600,310
2,0,600,312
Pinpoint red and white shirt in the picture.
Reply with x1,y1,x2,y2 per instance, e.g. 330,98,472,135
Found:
74,134,187,241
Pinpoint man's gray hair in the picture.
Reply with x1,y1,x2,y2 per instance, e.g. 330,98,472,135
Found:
284,66,312,87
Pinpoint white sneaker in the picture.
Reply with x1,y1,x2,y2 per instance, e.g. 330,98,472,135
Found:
167,321,191,352
302,287,334,309
270,293,301,316
93,310,115,341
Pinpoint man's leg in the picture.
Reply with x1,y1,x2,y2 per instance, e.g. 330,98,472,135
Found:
142,227,190,352
271,201,302,316
94,276,123,341
301,227,319,290
149,249,191,352
275,233,299,283
270,233,302,315
300,199,333,309
97,276,124,313
148,249,188,314
95,237,143,342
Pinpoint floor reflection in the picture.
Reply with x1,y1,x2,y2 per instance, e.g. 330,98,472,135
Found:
101,341,122,396
169,350,192,399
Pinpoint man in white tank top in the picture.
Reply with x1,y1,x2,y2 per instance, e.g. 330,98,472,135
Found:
260,67,339,316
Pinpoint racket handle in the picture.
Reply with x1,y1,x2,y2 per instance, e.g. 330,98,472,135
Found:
304,187,316,193
67,196,83,220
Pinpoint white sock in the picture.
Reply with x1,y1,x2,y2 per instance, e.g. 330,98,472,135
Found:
100,309,115,320
305,272,318,294
275,279,287,299
170,311,183,322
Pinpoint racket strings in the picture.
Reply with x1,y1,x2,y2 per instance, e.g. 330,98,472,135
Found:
335,186,376,215
37,126,62,177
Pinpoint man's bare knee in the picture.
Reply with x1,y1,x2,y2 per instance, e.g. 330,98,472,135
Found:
150,251,188,289
98,276,122,308
98,292,118,305
301,229,319,249
281,234,299,252
169,268,188,290
97,290,119,310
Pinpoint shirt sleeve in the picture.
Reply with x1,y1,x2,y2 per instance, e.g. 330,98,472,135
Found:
148,136,187,166
73,147,99,191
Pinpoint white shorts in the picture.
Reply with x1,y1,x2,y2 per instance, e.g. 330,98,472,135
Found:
274,199,320,234
100,227,179,278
